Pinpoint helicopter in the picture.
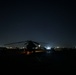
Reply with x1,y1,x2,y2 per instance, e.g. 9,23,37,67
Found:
4,40,47,54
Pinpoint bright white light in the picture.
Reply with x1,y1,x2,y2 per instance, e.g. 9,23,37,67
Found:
38,45,41,47
46,46,51,50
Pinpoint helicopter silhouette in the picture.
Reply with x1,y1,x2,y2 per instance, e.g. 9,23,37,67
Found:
4,40,47,54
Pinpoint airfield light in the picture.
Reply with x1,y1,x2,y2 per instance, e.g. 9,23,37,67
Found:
22,47,25,49
9,47,13,49
6,47,9,49
38,45,41,47
46,46,51,50
35,47,38,49
56,46,60,48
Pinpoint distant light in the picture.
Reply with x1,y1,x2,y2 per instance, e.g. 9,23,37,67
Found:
10,47,12,48
22,47,25,49
20,47,25,49
6,47,9,49
38,45,41,47
35,47,38,49
56,46,60,48
46,46,51,50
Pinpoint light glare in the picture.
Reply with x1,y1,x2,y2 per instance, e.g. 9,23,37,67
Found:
46,46,51,50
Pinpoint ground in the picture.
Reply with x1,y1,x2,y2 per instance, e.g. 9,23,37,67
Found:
0,49,76,74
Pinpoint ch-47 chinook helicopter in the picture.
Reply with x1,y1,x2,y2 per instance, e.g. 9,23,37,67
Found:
4,40,47,54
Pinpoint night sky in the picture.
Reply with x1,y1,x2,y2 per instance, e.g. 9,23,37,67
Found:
0,0,76,47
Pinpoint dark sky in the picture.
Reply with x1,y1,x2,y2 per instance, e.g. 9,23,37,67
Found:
0,0,76,47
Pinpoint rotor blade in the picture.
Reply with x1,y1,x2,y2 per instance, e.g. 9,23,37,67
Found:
32,41,48,45
4,41,27,45
33,42,40,45
38,42,48,44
